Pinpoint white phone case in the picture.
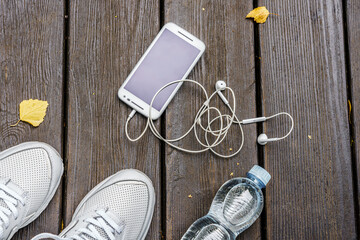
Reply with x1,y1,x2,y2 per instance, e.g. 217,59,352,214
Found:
118,22,205,120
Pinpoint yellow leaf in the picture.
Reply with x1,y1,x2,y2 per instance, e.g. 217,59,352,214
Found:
246,6,270,24
348,100,352,124
11,99,49,127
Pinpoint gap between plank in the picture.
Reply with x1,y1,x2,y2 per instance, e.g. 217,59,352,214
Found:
253,0,267,239
159,0,167,239
341,0,359,237
60,0,70,233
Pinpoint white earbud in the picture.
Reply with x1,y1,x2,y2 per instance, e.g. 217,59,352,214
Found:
257,133,280,145
215,80,229,105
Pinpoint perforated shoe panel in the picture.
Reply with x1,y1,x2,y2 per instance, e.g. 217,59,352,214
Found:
0,148,51,213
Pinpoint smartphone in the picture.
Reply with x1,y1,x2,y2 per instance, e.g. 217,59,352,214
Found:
118,22,205,120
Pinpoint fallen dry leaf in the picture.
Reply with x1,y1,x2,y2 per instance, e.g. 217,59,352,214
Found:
11,99,49,127
188,194,192,198
246,6,270,24
348,100,352,124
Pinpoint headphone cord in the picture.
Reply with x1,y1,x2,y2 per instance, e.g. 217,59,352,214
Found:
264,112,294,141
125,79,292,158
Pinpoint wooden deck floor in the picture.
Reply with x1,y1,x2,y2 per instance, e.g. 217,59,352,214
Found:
0,0,359,239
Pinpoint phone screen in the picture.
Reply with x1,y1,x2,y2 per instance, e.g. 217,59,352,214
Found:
124,29,201,111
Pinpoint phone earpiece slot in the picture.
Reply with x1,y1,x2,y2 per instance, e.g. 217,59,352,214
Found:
178,31,193,41
131,101,144,110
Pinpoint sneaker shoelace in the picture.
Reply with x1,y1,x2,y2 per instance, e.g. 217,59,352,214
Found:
0,183,25,237
32,210,124,240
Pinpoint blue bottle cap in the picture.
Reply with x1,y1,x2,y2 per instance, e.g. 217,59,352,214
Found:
246,165,271,189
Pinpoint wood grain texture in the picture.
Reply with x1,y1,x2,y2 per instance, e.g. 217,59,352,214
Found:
65,1,161,239
347,0,360,225
258,0,356,238
164,1,259,239
0,0,64,238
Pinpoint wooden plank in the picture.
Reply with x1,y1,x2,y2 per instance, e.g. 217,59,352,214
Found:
258,0,356,238
164,1,259,239
65,1,161,239
0,0,64,238
347,0,360,225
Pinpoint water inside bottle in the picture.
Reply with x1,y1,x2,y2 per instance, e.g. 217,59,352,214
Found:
182,179,264,240
194,224,229,240
182,165,270,240
223,187,257,225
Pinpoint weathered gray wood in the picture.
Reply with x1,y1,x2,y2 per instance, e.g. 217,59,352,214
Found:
65,1,161,239
347,0,360,225
164,1,259,239
258,0,356,238
0,0,64,238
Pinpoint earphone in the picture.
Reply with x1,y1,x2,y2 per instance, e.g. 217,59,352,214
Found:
240,113,294,145
215,80,293,145
215,80,229,105
257,134,277,145
125,79,294,158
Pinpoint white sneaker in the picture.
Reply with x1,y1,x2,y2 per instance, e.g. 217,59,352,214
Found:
33,169,155,240
0,142,64,240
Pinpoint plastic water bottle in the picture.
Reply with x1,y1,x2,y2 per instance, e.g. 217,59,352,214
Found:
181,165,271,240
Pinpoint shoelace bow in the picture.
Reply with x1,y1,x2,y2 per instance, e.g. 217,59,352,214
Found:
0,183,25,237
32,210,124,240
